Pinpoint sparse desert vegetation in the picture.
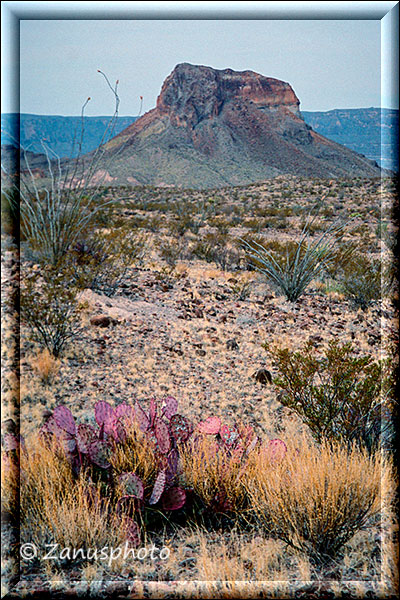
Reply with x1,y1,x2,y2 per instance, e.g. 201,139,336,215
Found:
1,174,398,599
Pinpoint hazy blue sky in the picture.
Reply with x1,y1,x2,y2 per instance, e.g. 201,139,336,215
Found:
18,17,382,116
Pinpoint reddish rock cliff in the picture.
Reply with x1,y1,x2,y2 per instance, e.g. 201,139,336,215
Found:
156,63,301,127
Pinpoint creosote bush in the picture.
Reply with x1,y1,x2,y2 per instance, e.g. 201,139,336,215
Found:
337,252,384,309
69,228,147,296
265,339,393,451
192,232,241,271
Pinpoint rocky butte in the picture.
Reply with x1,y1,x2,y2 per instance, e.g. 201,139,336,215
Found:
68,64,386,187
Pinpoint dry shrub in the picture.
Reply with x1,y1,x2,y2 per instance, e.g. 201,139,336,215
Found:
69,229,147,296
20,266,83,357
29,348,60,383
245,438,385,566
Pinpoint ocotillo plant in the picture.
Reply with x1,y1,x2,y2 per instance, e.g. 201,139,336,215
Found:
2,71,131,267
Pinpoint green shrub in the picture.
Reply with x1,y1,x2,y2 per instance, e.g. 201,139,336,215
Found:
20,266,83,357
207,216,232,235
157,236,187,268
69,229,147,296
338,253,383,309
243,217,269,232
193,232,241,271
265,340,393,451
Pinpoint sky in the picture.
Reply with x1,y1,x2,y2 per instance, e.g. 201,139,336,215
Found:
2,2,397,116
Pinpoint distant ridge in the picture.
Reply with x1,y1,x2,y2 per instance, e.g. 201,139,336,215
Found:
302,107,398,172
2,108,397,174
1,113,138,158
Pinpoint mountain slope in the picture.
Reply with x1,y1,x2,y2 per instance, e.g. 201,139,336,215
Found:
93,63,381,188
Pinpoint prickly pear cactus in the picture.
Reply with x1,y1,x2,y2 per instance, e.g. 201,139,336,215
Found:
161,486,186,511
165,448,179,485
3,433,19,452
88,440,111,469
95,401,115,436
212,489,233,513
220,424,239,446
118,472,144,500
41,414,76,455
53,405,76,436
113,420,127,444
154,417,171,454
114,402,135,421
76,423,97,454
148,470,166,505
169,414,193,443
125,517,141,547
198,416,221,434
134,402,150,432
149,398,157,428
161,396,178,420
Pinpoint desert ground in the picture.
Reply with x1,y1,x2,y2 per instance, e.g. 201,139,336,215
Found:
1,174,398,599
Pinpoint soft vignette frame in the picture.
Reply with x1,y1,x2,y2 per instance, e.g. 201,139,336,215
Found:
1,1,399,598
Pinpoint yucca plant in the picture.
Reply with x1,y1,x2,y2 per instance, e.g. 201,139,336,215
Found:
241,201,355,302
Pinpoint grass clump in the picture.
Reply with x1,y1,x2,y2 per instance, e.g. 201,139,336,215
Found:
14,437,126,555
245,438,385,566
180,434,248,516
29,348,61,384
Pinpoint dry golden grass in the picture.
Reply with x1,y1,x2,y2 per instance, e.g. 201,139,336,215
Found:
29,348,61,383
110,420,159,491
245,437,386,564
1,452,19,518
196,530,293,581
11,436,126,553
180,435,248,513
2,422,391,577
